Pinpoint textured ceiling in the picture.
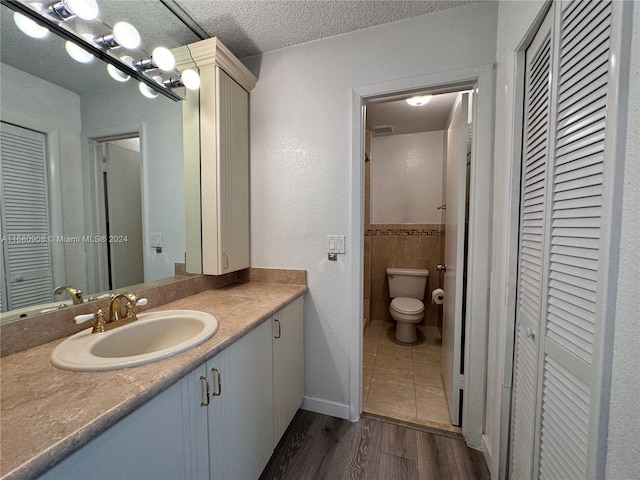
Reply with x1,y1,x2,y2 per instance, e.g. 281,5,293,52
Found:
174,0,478,59
366,92,460,136
1,1,479,96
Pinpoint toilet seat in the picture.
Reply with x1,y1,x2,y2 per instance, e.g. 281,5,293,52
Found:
390,297,424,315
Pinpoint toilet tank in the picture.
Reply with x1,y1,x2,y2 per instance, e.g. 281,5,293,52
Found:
386,268,429,300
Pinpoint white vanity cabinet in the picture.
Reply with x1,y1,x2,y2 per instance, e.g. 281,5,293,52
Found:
40,373,200,480
182,38,258,276
272,296,305,445
196,319,275,480
39,297,303,480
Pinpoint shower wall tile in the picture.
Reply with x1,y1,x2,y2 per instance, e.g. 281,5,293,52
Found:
368,224,445,326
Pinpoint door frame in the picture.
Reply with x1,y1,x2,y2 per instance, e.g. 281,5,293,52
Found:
82,123,148,294
349,64,495,450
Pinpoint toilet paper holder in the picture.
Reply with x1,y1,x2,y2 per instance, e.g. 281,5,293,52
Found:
432,288,445,305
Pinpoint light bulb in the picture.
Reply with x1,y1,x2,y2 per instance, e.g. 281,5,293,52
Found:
406,95,432,107
151,47,175,71
139,76,162,99
65,41,94,63
107,56,134,82
112,22,140,49
13,12,49,39
181,69,201,90
56,0,99,20
65,0,99,20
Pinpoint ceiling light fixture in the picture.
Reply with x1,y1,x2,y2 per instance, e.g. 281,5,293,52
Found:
406,95,432,107
50,0,99,21
163,69,201,90
3,0,184,101
134,47,176,72
13,12,49,39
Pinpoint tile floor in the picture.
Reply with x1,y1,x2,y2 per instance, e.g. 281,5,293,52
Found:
362,320,461,434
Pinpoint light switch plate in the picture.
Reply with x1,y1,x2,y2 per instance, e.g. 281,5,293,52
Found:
151,232,162,247
327,235,345,254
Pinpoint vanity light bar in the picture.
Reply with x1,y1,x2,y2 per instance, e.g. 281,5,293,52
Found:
1,0,183,102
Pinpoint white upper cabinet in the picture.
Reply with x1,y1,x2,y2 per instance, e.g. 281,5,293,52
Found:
180,38,257,275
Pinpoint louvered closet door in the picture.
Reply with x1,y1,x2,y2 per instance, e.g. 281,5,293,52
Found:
510,0,620,478
537,1,613,478
510,8,553,479
0,122,54,310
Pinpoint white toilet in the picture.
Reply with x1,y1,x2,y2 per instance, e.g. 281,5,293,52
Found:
386,267,429,343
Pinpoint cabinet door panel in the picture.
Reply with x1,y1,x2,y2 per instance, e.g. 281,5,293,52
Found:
206,349,227,480
40,378,191,480
207,320,273,480
217,68,250,274
273,297,305,445
224,320,274,479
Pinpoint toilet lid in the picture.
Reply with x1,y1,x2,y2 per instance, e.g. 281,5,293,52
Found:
391,297,424,314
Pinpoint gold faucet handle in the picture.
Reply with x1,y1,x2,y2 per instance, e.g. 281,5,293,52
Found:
74,309,107,333
125,297,148,317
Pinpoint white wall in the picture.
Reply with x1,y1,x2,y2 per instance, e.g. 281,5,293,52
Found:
371,131,444,224
0,63,88,293
80,82,185,282
244,2,497,418
605,2,640,478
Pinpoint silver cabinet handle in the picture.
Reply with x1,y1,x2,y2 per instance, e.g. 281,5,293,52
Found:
274,318,281,339
200,375,210,406
211,367,222,396
525,327,536,340
437,264,447,272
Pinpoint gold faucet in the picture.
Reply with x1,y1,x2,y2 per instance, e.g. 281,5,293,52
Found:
74,293,148,333
108,293,139,324
54,285,84,305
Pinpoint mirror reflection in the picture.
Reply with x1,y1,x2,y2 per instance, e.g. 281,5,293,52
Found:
0,1,201,321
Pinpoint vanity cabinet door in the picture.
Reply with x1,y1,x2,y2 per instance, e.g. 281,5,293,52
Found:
206,319,274,480
273,297,305,446
192,66,250,276
184,38,256,277
39,375,197,480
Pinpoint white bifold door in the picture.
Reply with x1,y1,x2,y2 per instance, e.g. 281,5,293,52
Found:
510,1,629,479
0,122,53,310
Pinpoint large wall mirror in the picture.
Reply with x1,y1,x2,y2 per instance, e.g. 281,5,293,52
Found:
0,1,202,322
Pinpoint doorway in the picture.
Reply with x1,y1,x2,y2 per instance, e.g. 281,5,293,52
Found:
89,136,144,291
350,65,494,450
361,88,471,432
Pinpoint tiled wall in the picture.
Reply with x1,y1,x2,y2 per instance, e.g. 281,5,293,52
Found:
366,224,445,327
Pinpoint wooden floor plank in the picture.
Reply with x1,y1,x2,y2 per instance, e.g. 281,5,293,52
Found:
260,430,311,480
450,438,492,480
262,410,490,480
365,452,419,480
380,422,419,461
415,430,460,479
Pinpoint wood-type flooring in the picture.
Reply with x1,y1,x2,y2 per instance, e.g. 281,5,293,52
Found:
260,409,490,480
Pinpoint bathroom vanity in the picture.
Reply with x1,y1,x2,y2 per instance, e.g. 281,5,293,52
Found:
0,281,306,480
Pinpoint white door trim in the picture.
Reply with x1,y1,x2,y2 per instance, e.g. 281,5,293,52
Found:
349,64,495,450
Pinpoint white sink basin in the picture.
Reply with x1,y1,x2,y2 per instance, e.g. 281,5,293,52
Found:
50,310,218,371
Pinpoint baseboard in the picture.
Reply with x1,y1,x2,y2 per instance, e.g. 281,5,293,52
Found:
302,396,350,420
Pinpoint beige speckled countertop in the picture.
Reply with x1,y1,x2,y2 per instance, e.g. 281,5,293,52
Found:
0,282,307,480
